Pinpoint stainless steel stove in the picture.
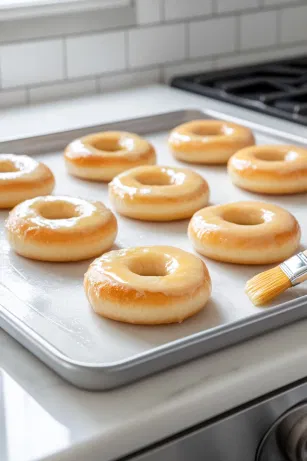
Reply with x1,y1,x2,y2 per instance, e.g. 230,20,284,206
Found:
124,378,307,461
171,55,307,126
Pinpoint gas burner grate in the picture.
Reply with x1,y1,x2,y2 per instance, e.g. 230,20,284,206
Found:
171,55,307,125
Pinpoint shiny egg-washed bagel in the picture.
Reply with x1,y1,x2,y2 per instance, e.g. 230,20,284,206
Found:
228,144,307,195
0,154,55,208
84,246,212,324
188,201,301,265
6,195,117,262
168,120,255,164
64,131,156,181
109,165,210,221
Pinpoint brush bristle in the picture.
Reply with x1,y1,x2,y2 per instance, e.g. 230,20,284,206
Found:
245,266,292,306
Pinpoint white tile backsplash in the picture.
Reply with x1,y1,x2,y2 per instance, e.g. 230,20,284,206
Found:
0,0,306,107
128,24,186,68
280,5,307,43
66,31,126,78
217,0,259,13
163,59,214,82
29,78,97,104
164,0,213,20
0,39,64,88
189,16,237,58
240,10,278,50
136,0,162,25
98,68,161,92
216,43,307,69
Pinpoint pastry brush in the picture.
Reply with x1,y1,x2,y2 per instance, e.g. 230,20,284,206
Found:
245,250,307,306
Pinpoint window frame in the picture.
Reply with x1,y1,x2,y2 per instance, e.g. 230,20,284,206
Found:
0,0,131,20
0,0,135,43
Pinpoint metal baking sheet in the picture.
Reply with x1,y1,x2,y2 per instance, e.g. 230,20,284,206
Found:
0,109,306,390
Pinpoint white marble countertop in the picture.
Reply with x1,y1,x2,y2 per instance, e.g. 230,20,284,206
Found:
1,85,307,461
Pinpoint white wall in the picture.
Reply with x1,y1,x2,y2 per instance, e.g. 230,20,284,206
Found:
0,0,307,107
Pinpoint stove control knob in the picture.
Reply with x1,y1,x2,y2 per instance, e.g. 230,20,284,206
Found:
278,404,307,461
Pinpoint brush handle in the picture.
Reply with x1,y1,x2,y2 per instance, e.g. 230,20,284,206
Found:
281,251,307,285
297,251,307,284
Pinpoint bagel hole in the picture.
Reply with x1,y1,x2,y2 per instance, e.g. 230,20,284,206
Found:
128,254,169,277
192,124,222,136
222,209,263,226
0,161,18,173
135,171,173,186
254,150,286,161
191,122,232,137
91,138,123,152
39,201,79,220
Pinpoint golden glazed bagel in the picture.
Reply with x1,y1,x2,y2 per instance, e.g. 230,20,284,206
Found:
228,144,307,195
168,119,255,164
84,246,212,325
64,131,156,181
188,201,300,265
109,165,210,221
6,196,117,262
0,154,55,209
